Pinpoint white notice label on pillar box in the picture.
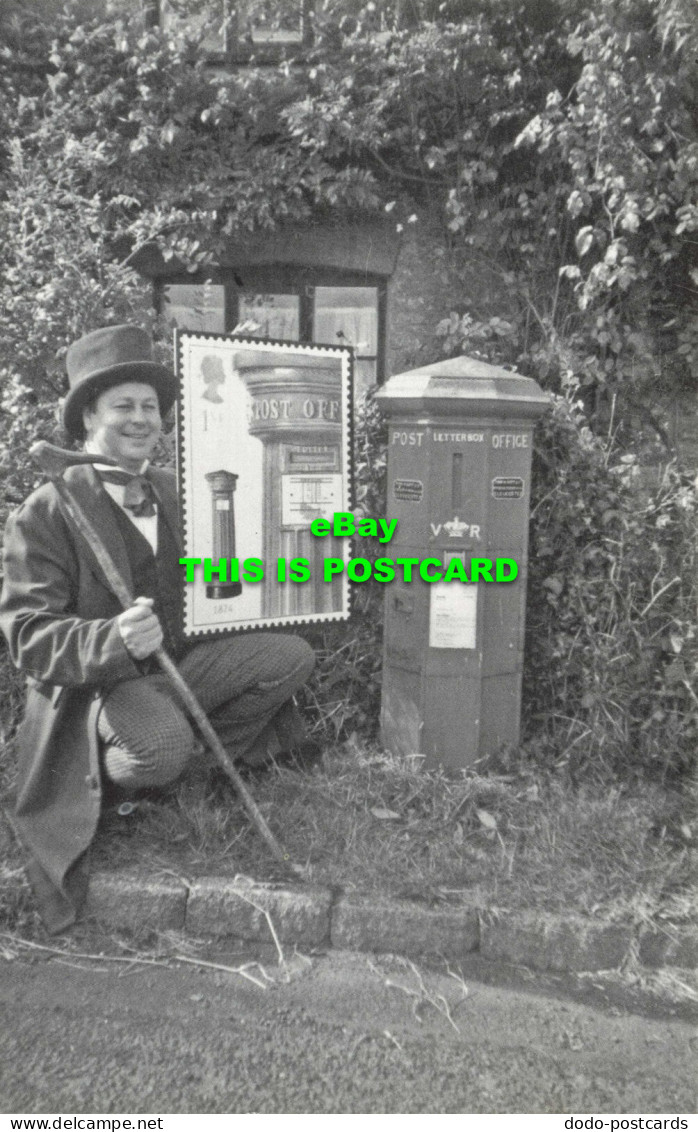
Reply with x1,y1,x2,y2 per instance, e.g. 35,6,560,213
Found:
429,554,477,649
282,473,344,527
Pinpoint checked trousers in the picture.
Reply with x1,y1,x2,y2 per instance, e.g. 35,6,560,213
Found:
98,633,315,791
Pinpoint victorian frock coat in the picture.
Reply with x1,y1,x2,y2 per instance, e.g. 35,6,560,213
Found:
0,464,182,932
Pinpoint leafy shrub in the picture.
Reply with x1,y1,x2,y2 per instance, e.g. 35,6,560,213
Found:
298,392,387,743
525,392,697,781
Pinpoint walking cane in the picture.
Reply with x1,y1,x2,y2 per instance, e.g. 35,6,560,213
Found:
29,441,303,877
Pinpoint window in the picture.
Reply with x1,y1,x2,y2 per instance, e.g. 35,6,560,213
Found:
158,0,312,62
161,282,225,334
238,292,300,341
143,221,399,398
161,269,386,400
314,286,379,396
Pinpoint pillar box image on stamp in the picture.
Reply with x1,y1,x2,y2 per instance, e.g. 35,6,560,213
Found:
176,333,353,636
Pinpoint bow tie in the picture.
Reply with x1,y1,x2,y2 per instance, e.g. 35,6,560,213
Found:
98,470,158,518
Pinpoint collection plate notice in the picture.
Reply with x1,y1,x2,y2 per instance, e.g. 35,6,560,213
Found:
429,574,478,649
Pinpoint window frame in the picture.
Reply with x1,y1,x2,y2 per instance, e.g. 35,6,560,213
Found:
155,0,314,64
156,265,388,384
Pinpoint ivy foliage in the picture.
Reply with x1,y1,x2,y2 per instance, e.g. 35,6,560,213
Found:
1,0,695,417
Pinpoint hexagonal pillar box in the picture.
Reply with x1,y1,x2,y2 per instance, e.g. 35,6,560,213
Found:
374,356,549,769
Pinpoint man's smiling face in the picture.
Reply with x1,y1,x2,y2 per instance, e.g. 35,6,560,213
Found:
82,381,162,472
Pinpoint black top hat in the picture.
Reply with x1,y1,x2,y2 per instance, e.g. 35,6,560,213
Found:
62,325,178,440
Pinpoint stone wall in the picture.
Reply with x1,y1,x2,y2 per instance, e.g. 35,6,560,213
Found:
385,207,513,379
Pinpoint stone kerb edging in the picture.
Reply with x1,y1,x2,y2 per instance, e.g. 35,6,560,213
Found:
84,871,697,974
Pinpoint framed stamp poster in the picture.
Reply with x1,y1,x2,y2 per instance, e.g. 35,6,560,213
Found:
176,333,353,636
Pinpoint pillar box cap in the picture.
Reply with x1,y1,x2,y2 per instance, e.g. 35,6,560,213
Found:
234,351,340,374
375,355,549,420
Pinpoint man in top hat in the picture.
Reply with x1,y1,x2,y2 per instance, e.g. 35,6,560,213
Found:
0,325,316,932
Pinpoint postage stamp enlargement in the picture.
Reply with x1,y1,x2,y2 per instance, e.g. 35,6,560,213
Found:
177,333,353,636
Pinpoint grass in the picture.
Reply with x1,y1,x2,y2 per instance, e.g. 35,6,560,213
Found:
1,728,694,937
81,741,696,931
